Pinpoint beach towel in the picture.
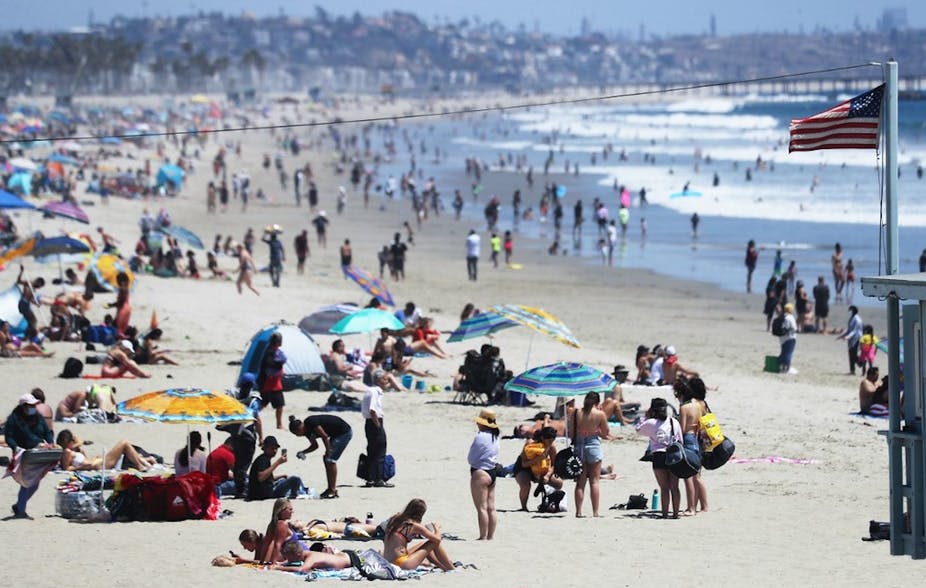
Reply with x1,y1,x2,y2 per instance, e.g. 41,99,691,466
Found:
299,549,436,581
728,456,817,465
82,374,137,379
4,448,61,488
854,406,889,418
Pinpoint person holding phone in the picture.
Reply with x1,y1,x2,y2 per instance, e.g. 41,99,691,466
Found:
246,436,304,501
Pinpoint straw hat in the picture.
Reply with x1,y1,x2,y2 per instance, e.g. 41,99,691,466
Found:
475,408,499,430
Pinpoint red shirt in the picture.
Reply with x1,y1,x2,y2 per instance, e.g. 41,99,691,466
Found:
205,443,235,483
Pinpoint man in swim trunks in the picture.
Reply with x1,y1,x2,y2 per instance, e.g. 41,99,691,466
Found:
274,540,360,572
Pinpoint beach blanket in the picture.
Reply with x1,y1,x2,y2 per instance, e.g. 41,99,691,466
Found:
82,374,137,379
853,407,889,418
729,456,817,465
308,404,361,413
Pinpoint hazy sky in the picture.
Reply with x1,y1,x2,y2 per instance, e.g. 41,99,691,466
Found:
0,0,920,36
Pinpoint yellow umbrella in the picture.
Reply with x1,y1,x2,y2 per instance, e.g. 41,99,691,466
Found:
90,253,135,291
488,304,580,348
116,387,252,425
0,234,38,267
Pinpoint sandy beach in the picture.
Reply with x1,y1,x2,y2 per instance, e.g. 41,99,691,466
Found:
0,92,912,586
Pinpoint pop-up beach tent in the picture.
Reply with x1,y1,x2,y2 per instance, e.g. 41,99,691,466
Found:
239,323,326,391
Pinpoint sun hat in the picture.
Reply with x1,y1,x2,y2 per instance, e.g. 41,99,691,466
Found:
19,393,39,406
613,364,629,374
475,408,499,429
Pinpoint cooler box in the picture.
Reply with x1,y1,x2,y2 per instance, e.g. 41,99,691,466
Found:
55,490,104,519
764,355,779,373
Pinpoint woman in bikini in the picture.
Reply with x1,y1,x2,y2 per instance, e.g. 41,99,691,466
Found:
382,499,455,571
261,498,305,564
235,243,260,295
572,392,612,518
107,271,131,338
57,429,156,472
675,377,708,515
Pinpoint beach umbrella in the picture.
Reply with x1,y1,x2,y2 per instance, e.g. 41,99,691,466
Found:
159,224,204,249
342,265,395,307
90,253,135,291
504,362,616,398
488,304,580,349
117,387,252,425
40,201,90,224
0,233,39,266
0,189,36,210
49,152,81,166
117,387,254,467
329,307,403,335
298,303,359,334
447,312,518,342
8,171,32,195
32,236,91,285
8,157,37,171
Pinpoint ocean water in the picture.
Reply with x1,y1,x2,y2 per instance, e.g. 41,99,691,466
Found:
374,94,926,307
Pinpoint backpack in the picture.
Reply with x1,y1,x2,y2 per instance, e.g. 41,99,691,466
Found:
771,315,786,337
60,357,84,379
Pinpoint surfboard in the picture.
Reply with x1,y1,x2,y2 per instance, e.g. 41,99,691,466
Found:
670,190,702,199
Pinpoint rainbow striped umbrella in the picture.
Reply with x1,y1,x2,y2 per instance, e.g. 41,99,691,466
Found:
504,362,615,398
342,265,395,307
488,304,580,348
447,312,518,342
116,387,252,425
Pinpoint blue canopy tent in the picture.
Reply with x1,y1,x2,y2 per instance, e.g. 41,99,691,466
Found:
0,189,36,209
239,323,326,391
156,164,184,189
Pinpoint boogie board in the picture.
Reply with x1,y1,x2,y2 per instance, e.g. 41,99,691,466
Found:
670,190,702,198
507,263,524,270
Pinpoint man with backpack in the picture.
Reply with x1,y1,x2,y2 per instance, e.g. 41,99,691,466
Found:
221,372,263,498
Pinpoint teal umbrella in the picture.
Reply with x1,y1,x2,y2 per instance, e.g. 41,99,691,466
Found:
504,362,616,398
329,308,403,335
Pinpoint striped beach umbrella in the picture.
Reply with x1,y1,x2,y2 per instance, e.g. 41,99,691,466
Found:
447,312,518,342
342,265,395,307
116,387,252,426
504,362,616,398
488,304,580,348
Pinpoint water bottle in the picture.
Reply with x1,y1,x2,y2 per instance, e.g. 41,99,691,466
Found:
366,512,374,525
651,488,660,511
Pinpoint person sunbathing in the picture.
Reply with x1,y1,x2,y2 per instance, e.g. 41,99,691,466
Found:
272,541,357,572
382,498,455,571
56,429,157,472
101,340,151,378
134,328,178,365
410,317,448,359
388,340,434,379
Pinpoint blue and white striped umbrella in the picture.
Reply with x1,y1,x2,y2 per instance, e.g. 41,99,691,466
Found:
504,362,616,398
447,312,518,342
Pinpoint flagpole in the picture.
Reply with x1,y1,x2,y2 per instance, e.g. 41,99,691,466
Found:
883,59,904,555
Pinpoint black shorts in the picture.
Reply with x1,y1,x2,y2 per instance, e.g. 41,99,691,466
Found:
261,389,285,409
651,451,668,470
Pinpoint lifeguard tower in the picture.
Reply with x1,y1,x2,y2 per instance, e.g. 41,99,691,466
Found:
861,274,926,558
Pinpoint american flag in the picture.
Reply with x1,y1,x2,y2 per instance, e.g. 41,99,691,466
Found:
788,85,884,152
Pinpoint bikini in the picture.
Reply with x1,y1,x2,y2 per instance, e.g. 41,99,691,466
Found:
390,523,415,566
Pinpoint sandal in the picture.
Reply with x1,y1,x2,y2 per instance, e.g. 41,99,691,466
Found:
320,489,339,499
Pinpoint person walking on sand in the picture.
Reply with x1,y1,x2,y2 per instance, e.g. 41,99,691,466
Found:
361,370,393,488
745,239,758,293
503,231,513,265
635,397,682,519
311,211,329,248
108,271,132,338
573,392,612,518
489,233,501,269
812,275,830,334
294,230,309,275
262,230,285,288
467,408,499,540
236,244,260,295
466,230,481,281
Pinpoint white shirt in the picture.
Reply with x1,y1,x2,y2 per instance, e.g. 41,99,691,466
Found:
466,233,481,258
361,386,385,420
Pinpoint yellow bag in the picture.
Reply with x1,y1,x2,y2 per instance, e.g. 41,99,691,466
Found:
699,411,725,451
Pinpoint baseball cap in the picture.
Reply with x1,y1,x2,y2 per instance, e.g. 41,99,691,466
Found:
262,436,280,449
19,393,39,406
